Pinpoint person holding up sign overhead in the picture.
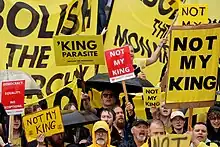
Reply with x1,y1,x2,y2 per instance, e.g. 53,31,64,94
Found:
129,38,168,80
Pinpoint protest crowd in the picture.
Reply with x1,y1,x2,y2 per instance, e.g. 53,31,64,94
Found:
0,0,220,147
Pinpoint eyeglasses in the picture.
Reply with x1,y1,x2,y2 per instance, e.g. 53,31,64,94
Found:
102,93,113,98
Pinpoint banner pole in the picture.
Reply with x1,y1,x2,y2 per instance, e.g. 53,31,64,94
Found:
122,80,129,103
188,108,193,131
79,64,85,93
8,115,14,142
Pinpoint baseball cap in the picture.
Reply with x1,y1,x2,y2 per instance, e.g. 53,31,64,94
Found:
132,119,149,127
170,111,185,120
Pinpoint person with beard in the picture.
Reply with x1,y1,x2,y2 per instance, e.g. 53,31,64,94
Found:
113,103,135,142
36,133,65,147
119,119,149,147
170,111,186,134
89,121,115,147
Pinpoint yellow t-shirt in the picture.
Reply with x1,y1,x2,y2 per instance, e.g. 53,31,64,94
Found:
12,137,21,147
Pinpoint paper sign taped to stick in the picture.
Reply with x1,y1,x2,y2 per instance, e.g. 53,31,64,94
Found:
1,80,25,115
23,106,64,142
53,35,104,65
151,134,191,147
166,24,220,108
177,4,208,25
105,45,135,83
143,87,161,108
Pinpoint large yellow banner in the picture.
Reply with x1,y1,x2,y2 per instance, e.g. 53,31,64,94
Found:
166,24,220,108
0,0,98,106
23,106,64,142
104,0,179,85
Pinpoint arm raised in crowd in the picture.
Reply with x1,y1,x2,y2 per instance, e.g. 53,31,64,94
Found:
81,93,97,115
145,38,168,66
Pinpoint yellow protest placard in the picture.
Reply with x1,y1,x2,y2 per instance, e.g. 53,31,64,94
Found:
166,24,220,108
23,106,64,142
53,35,104,66
177,4,208,25
151,134,191,147
143,87,161,108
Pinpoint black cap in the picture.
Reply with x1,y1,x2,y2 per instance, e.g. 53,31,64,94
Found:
132,119,149,127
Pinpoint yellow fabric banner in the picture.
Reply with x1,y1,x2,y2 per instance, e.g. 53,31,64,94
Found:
0,0,98,107
166,24,220,108
53,35,104,65
104,0,179,85
22,106,64,142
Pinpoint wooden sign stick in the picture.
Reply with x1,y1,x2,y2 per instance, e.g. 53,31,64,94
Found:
8,115,14,143
188,108,193,131
122,80,129,103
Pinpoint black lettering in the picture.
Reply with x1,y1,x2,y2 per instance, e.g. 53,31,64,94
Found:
189,38,203,51
161,136,169,147
33,117,38,124
38,5,53,38
200,7,205,15
7,2,39,37
139,37,152,57
173,37,187,51
171,137,187,147
81,0,91,31
159,0,173,15
206,36,217,50
18,45,39,68
61,1,80,35
61,41,71,50
190,7,198,17
6,43,22,67
141,0,157,7
128,33,140,55
36,46,51,68
194,22,202,25
36,125,43,134
51,110,56,119
46,73,64,95
114,25,128,46
182,7,188,16
55,4,67,35
199,55,212,68
0,0,4,30
27,118,32,126
204,76,216,90
76,41,86,50
148,96,156,100
87,40,97,50
180,56,196,69
190,76,203,90
46,112,52,120
184,77,190,90
169,77,183,90
182,21,191,26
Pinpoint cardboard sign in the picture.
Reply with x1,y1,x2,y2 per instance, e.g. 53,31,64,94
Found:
166,24,220,108
143,87,161,108
177,4,208,25
1,80,25,115
151,134,191,147
53,35,104,65
23,106,64,142
105,45,135,83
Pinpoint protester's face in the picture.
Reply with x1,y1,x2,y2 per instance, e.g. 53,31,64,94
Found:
102,90,115,107
209,113,220,129
101,111,114,127
132,124,148,142
171,116,185,130
13,116,21,130
95,129,108,145
114,107,125,127
51,133,64,145
193,124,208,142
129,46,134,61
160,102,171,117
149,123,165,136
70,105,76,111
